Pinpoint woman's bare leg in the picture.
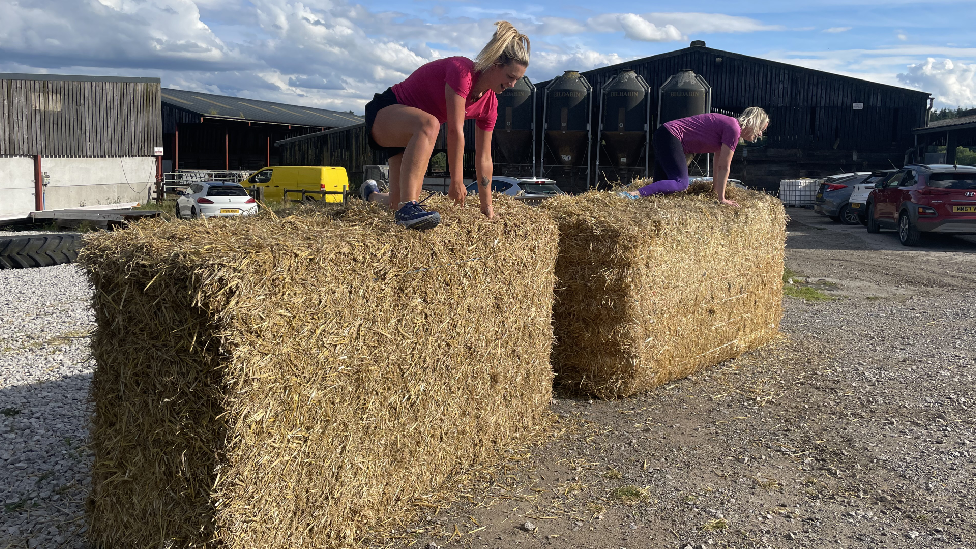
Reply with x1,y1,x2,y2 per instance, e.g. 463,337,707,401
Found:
371,104,440,208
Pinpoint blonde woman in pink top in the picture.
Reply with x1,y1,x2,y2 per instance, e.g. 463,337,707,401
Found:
360,21,530,230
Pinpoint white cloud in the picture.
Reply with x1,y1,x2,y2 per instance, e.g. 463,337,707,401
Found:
824,27,852,33
643,12,783,34
898,58,976,108
587,13,682,42
0,0,243,70
531,49,628,80
898,32,908,41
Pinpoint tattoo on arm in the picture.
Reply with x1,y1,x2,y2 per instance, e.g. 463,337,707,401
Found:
479,176,490,189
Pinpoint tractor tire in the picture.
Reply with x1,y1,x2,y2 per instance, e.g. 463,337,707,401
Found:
0,234,83,269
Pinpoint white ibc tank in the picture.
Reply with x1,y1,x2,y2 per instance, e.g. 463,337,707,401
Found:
779,179,820,207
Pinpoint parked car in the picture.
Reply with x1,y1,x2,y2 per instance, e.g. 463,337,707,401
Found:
849,170,899,224
464,177,565,198
175,181,259,219
813,172,872,224
864,163,976,246
243,166,349,202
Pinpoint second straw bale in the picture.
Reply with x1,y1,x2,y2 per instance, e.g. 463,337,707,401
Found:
542,184,786,399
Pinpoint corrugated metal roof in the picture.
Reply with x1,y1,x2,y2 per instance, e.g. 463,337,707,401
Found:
919,114,976,131
1,72,159,84
161,88,363,129
579,44,931,97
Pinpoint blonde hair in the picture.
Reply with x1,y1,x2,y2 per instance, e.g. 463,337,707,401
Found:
738,106,769,133
474,21,530,73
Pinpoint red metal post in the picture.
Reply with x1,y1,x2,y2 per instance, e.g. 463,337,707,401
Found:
225,130,229,171
33,155,43,211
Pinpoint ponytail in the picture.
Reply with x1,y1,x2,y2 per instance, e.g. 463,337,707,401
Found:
474,21,530,73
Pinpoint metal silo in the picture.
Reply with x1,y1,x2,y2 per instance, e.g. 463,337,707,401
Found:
597,70,650,183
542,71,592,189
657,69,711,127
493,76,536,173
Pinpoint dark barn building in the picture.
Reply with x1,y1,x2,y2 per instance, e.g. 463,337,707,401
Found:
577,41,931,192
161,88,363,173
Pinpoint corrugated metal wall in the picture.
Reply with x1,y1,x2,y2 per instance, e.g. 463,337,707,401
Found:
0,78,161,157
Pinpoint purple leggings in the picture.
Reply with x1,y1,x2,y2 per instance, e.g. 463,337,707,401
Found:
638,125,690,197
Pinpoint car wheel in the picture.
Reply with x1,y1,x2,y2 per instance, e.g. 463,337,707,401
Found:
839,204,860,225
898,212,922,246
174,202,182,220
865,203,880,233
190,206,198,219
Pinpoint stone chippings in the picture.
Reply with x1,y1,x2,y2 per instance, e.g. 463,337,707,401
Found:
1,258,975,548
0,264,95,549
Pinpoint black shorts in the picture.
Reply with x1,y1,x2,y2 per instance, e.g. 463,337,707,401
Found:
364,88,406,157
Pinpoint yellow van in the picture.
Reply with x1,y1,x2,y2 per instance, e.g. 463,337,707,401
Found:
243,166,349,203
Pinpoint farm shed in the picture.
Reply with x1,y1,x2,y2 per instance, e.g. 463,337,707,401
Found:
912,115,976,164
576,42,932,191
161,88,363,173
0,73,162,220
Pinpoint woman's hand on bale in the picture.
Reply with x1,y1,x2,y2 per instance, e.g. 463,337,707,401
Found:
719,198,741,208
449,182,467,206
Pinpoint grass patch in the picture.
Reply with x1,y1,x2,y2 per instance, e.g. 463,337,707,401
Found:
4,499,30,513
783,266,836,302
611,485,647,504
784,286,835,302
703,518,729,531
1,407,21,417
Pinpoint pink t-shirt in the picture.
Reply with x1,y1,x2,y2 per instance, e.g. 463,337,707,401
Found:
663,113,741,154
392,57,498,131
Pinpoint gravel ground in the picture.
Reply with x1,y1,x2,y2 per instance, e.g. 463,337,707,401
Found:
1,210,974,549
0,264,94,549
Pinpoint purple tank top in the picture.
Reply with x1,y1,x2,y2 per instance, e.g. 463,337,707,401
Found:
663,113,741,154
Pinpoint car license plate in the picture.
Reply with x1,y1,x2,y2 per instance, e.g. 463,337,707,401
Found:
952,206,976,213
851,203,861,209
219,208,239,214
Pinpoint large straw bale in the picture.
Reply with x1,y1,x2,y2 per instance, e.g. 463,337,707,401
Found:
81,196,558,548
542,183,785,399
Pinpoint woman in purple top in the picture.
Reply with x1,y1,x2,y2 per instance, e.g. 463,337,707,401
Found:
620,107,769,207
359,21,530,230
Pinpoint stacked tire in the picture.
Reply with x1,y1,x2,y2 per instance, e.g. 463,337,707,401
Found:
0,234,83,269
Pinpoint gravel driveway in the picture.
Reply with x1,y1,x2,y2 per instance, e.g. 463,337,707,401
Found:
2,209,974,549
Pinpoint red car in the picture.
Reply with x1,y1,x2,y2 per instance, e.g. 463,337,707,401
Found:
865,164,976,246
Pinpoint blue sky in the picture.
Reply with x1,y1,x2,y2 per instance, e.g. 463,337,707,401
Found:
1,0,974,114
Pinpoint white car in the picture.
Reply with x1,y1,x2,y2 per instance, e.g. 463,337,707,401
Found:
465,176,565,198
175,181,259,220
847,170,898,223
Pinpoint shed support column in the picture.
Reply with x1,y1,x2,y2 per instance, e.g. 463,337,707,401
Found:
267,136,271,167
945,131,957,165
226,129,230,171
33,155,43,211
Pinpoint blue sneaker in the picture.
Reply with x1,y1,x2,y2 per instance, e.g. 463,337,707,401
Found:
395,201,441,230
616,191,640,200
360,179,380,201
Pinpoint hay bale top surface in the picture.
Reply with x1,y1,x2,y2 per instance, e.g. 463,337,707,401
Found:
82,196,553,274
542,182,779,237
